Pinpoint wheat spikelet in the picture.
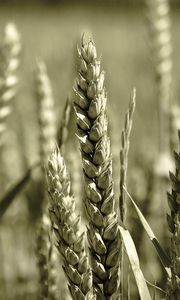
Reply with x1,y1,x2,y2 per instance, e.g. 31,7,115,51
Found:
74,38,120,299
0,23,21,147
47,147,94,300
166,130,180,300
119,89,136,224
145,0,172,153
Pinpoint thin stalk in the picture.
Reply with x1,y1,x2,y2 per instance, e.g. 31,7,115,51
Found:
118,89,136,299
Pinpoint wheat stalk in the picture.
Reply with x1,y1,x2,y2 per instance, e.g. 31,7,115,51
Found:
0,23,21,147
118,89,135,300
47,147,94,300
74,38,120,299
119,88,136,224
145,0,172,153
166,130,180,300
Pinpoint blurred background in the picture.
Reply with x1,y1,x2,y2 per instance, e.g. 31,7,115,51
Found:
0,0,179,299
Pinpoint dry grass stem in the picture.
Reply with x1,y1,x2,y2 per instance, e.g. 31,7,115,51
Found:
74,38,120,299
119,88,136,223
47,147,94,300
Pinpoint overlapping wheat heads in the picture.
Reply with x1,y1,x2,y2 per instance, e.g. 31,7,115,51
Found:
74,38,120,299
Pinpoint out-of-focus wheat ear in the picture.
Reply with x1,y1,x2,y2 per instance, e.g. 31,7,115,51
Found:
74,38,120,299
169,104,180,153
35,59,56,173
48,236,58,300
166,131,180,300
0,22,21,146
145,0,173,153
36,214,50,300
119,88,136,224
46,147,94,300
35,59,58,300
57,96,72,155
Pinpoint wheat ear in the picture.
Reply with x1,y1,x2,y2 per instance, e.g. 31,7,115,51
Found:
35,59,58,300
0,23,21,146
145,0,172,153
166,130,180,300
47,147,94,300
36,214,51,300
74,38,120,299
36,59,56,172
119,89,136,223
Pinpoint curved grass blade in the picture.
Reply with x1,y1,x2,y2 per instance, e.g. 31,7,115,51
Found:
0,162,39,218
124,186,171,277
118,224,152,300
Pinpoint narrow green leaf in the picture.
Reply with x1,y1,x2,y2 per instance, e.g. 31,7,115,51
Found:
0,162,39,218
124,186,171,277
119,224,152,300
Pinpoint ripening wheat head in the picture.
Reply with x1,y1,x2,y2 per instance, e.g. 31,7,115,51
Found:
0,23,21,147
166,130,180,300
74,38,120,299
47,147,94,300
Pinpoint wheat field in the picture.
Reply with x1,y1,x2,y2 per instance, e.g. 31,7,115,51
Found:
0,1,179,300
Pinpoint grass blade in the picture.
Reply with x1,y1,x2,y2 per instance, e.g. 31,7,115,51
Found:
118,224,152,300
0,163,38,218
124,186,171,277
